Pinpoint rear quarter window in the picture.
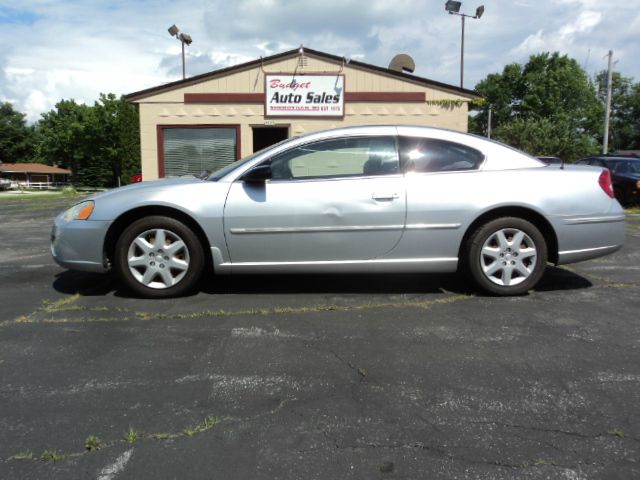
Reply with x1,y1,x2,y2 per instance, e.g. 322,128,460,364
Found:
399,136,484,173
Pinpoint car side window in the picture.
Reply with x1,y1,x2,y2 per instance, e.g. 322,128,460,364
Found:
269,136,399,180
399,136,484,173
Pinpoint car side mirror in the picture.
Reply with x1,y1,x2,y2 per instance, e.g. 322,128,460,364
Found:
241,164,272,183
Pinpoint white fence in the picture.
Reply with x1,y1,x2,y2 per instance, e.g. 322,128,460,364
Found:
7,181,71,190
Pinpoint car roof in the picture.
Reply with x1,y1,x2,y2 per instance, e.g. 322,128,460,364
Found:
586,156,640,161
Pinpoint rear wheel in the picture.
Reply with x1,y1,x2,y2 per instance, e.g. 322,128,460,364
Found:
466,217,547,296
115,216,204,298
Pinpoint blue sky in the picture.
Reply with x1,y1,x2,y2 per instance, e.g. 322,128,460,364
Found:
1,0,639,122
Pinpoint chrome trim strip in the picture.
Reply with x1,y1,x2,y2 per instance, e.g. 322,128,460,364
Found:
230,225,404,234
405,223,462,230
221,257,458,267
563,215,626,225
230,223,461,234
558,244,620,256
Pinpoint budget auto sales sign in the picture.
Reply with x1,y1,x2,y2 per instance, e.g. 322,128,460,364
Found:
265,74,344,117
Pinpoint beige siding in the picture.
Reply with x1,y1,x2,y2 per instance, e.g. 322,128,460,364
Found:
134,52,474,180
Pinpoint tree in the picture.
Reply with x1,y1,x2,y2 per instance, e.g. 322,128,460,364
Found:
35,100,96,184
491,117,598,160
90,93,141,187
35,94,140,187
0,102,36,163
470,52,603,161
595,71,640,151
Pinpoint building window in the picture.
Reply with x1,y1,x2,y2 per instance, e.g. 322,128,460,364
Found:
160,126,238,177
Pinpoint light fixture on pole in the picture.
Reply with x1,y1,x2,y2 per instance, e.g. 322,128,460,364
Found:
168,24,193,80
445,1,484,88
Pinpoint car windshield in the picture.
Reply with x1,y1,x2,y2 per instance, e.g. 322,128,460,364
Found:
207,136,296,181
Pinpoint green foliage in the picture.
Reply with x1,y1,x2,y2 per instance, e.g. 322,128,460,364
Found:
0,102,37,163
470,52,607,161
491,117,598,161
124,426,139,443
9,451,34,461
40,449,65,462
608,428,625,438
183,415,219,436
61,186,78,196
36,99,96,184
35,94,140,188
595,71,640,151
84,435,102,451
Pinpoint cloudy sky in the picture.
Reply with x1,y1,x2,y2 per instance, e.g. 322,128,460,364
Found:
1,0,639,122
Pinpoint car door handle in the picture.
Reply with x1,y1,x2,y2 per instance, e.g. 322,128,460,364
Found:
372,192,399,201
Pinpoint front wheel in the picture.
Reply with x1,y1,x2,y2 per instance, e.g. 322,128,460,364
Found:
115,216,204,298
466,217,547,296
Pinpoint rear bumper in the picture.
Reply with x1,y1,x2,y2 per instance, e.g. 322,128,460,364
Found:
558,244,623,264
554,213,625,265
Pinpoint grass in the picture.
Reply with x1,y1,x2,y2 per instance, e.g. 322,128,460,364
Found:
183,415,219,437
0,192,79,201
40,294,82,313
9,451,34,461
9,416,221,463
625,207,640,214
124,426,140,444
40,449,65,462
608,428,625,438
84,435,102,451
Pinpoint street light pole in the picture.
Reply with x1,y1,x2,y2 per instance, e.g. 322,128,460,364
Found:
181,40,186,80
168,25,193,80
445,2,484,89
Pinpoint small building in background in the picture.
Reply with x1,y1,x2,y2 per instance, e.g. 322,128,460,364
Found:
0,163,71,188
126,47,479,181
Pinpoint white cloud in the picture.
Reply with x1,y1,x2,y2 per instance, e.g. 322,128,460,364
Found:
0,0,639,122
558,11,601,38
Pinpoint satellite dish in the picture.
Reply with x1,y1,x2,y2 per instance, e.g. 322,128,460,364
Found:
388,54,415,74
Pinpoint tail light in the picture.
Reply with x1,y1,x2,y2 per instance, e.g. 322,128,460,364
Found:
598,169,615,199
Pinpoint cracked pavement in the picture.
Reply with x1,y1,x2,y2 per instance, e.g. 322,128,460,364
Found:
1,196,639,479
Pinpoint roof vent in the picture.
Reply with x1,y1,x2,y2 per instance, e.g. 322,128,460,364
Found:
388,54,415,73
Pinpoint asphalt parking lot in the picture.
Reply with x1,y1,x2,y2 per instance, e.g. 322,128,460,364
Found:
1,195,639,480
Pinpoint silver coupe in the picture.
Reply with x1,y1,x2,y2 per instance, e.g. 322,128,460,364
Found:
51,125,625,298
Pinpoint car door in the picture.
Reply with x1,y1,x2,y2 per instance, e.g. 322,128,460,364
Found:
223,135,406,266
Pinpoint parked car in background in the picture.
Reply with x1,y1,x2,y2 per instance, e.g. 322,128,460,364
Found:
575,156,640,206
0,178,11,191
131,173,142,183
51,125,625,298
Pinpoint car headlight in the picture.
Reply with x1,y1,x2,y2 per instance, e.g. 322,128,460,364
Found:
63,201,95,221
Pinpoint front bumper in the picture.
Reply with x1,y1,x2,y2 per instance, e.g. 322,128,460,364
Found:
51,217,112,273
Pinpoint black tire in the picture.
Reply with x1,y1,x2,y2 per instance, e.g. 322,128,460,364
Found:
115,216,204,298
466,217,547,296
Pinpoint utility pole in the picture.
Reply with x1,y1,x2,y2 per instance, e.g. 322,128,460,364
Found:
603,50,613,154
487,105,492,139
460,15,465,88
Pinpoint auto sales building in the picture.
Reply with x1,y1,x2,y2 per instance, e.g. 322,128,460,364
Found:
125,47,479,180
